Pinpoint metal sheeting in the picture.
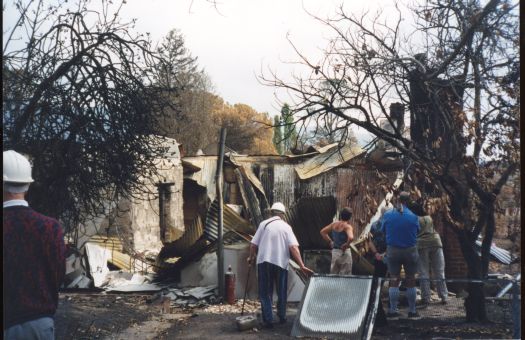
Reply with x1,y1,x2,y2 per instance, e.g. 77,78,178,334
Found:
234,168,265,227
183,156,218,201
334,168,399,238
204,198,254,241
353,172,404,244
474,238,519,265
167,216,204,257
272,164,296,209
291,275,376,339
295,144,365,180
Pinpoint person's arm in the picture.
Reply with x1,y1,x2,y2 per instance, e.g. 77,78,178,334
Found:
247,243,258,266
319,223,334,249
289,245,314,276
340,224,354,252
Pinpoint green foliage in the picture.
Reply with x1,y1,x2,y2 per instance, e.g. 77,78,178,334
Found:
272,115,283,155
281,103,297,153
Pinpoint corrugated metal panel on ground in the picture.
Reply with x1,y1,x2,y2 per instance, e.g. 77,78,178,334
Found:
474,238,519,265
295,144,364,180
291,275,378,339
87,235,155,273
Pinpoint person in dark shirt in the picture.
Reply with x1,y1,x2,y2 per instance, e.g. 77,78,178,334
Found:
3,150,66,340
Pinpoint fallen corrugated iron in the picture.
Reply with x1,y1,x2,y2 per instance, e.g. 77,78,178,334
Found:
167,215,204,257
204,198,254,241
228,155,267,199
87,235,156,273
154,231,246,283
295,144,365,180
291,275,379,339
234,167,265,227
474,237,519,265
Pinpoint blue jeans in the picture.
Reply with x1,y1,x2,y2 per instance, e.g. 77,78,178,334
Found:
4,317,54,340
257,262,288,324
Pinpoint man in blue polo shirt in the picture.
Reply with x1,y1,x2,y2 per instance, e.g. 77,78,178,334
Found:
381,191,420,319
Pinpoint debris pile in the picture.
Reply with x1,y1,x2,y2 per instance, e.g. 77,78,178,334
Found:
159,285,218,308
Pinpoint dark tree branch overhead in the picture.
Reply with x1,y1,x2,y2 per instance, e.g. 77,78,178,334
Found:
261,0,519,322
3,0,176,239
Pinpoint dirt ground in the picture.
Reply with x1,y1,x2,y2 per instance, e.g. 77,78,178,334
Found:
55,292,515,339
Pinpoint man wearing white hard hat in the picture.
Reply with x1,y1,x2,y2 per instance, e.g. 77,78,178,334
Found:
3,150,66,340
248,202,313,329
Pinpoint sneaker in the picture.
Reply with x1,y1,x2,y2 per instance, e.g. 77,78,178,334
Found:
386,311,400,319
440,299,448,305
279,318,287,324
407,311,421,320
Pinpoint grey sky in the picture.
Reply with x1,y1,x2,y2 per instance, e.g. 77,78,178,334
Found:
119,0,404,144
3,0,408,145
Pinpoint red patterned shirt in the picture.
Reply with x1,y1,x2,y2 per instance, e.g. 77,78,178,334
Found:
3,204,66,329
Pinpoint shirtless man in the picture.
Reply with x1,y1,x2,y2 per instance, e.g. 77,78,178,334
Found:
320,207,355,275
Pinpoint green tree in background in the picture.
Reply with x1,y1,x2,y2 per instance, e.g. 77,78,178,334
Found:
281,103,297,154
272,115,283,155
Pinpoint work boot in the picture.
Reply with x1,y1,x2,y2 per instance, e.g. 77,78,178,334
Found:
407,311,421,320
386,311,400,320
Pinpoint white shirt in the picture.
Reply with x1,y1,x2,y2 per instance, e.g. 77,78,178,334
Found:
3,199,29,208
251,216,299,270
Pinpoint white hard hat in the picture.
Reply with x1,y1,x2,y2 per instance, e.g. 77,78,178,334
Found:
270,202,286,213
3,150,34,183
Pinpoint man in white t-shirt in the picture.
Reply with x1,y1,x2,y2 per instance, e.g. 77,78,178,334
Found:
247,202,313,328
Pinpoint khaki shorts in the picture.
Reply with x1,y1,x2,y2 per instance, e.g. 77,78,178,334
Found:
330,248,353,275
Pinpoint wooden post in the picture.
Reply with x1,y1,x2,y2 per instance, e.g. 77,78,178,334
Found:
216,128,227,299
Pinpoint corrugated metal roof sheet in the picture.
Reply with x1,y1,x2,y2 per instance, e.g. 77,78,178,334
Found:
291,275,377,339
295,144,365,180
87,235,155,273
234,168,265,227
474,237,519,265
166,215,204,257
239,164,266,198
204,198,254,241
272,164,296,209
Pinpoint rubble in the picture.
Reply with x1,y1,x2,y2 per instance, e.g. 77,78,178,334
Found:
203,299,259,314
152,285,219,308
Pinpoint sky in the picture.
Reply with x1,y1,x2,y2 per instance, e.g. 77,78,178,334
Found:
118,0,406,144
3,0,410,145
